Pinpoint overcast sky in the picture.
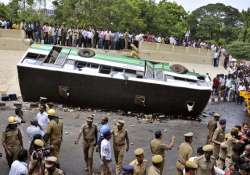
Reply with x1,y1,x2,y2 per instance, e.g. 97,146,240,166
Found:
168,0,250,12
0,0,249,11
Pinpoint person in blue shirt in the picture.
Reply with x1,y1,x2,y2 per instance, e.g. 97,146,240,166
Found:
97,116,110,153
119,165,134,175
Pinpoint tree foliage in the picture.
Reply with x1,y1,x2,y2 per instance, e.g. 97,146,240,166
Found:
1,0,52,23
152,0,187,37
53,0,187,35
8,0,19,20
188,3,242,42
227,41,250,60
240,8,250,42
0,3,10,19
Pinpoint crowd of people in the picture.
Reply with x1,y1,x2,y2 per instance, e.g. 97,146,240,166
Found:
1,98,250,175
212,61,250,104
21,23,221,51
211,45,232,68
0,19,222,51
206,113,250,175
3,105,64,175
0,18,12,29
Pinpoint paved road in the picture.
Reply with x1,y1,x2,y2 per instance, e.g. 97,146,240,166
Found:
0,49,242,174
0,102,249,175
0,50,25,95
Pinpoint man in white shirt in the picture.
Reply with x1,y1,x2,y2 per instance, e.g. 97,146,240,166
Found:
237,83,246,104
36,105,49,131
101,128,112,175
0,19,3,28
26,120,44,142
169,36,176,45
225,77,232,101
219,76,225,87
2,20,7,29
9,149,28,175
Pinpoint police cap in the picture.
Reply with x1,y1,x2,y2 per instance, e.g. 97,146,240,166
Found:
202,144,214,152
185,160,198,169
152,155,163,164
134,148,144,156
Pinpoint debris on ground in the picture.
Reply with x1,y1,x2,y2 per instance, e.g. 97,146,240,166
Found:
30,103,39,108
0,102,6,107
0,97,203,123
201,112,212,118
1,93,17,101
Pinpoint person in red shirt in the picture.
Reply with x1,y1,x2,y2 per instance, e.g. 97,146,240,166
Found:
213,76,220,96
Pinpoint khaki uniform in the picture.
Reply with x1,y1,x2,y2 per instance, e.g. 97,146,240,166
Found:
147,165,160,175
207,118,217,143
212,126,225,159
2,128,22,166
176,142,193,175
130,159,147,175
79,123,97,168
45,168,64,175
185,173,193,175
150,138,167,174
225,137,237,170
28,151,45,175
46,119,63,159
196,155,215,175
112,127,128,174
217,144,227,169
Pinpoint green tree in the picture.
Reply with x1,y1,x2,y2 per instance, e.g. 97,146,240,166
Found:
188,3,242,42
227,41,250,60
154,0,187,37
240,8,250,42
8,0,19,21
53,0,187,37
0,3,10,19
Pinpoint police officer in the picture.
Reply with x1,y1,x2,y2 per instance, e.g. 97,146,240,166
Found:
216,142,227,169
212,119,226,159
184,161,198,175
147,155,163,175
29,139,46,175
2,116,23,167
150,130,175,175
75,115,98,175
207,113,220,143
45,156,65,175
129,148,147,175
44,109,63,160
225,127,239,169
176,132,193,175
112,119,130,175
196,144,216,175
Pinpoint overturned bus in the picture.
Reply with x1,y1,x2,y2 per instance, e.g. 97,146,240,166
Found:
17,44,212,117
